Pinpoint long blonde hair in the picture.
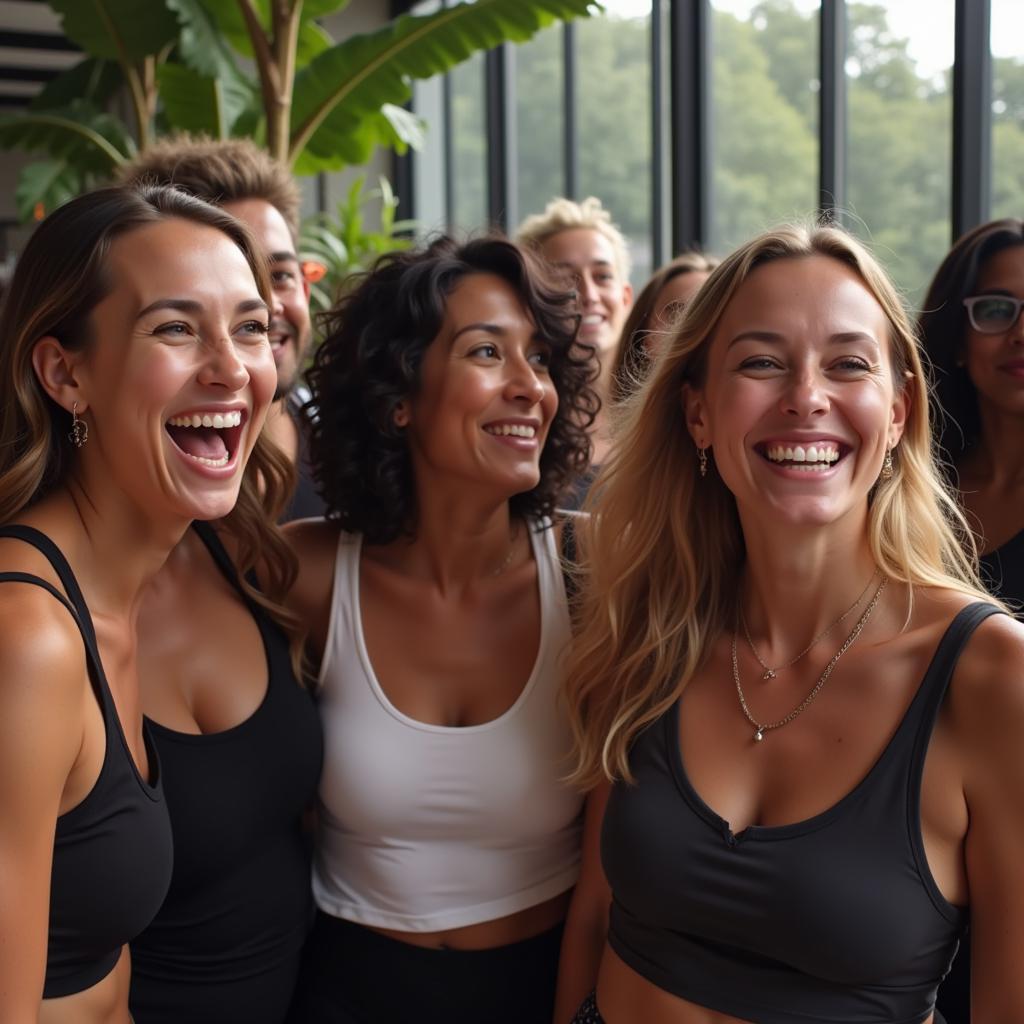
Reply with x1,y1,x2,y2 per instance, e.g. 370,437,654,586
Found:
565,223,994,789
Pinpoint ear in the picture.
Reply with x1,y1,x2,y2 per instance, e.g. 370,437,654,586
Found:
393,399,410,429
889,370,912,449
682,382,709,449
31,336,87,415
302,277,311,304
622,281,634,309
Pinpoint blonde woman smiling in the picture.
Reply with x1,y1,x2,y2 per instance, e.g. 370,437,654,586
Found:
556,225,1024,1023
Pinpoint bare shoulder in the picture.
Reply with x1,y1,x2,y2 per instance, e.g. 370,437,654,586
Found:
0,582,87,773
943,601,1024,760
282,517,343,626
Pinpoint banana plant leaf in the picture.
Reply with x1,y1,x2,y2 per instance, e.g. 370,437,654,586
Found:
48,0,180,61
156,63,255,138
198,0,333,68
14,160,89,221
30,58,123,111
288,0,602,172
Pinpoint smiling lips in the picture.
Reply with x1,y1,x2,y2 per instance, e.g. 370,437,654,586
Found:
165,410,245,469
485,423,537,439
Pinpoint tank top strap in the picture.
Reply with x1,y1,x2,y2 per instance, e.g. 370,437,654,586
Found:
191,521,246,596
0,524,99,649
909,601,1004,755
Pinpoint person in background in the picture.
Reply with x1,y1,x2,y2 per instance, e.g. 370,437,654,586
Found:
517,197,633,476
285,236,597,1024
920,217,1024,1024
0,183,276,1023
556,223,1024,1023
610,251,718,404
118,134,324,522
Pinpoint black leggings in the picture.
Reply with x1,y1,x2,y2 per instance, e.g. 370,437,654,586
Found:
287,911,564,1024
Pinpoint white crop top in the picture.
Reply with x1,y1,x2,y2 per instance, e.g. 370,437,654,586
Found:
312,520,584,932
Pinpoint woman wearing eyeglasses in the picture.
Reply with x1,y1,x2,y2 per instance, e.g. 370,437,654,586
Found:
920,218,1024,1024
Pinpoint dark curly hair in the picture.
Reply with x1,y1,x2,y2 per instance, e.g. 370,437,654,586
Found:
919,218,1024,463
305,235,598,542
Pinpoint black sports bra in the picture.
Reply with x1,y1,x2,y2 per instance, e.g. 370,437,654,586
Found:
602,602,999,1024
0,525,173,998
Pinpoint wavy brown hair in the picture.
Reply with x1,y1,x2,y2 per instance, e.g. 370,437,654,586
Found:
0,184,299,644
566,223,995,789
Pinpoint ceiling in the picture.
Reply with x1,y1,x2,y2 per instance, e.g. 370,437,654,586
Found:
0,0,80,109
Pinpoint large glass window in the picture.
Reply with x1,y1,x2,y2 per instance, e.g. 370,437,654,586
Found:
846,0,954,302
576,0,654,286
708,0,819,258
990,0,1024,221
449,50,488,233
515,23,566,227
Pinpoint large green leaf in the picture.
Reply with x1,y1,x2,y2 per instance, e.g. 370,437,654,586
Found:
49,0,180,61
157,63,255,137
14,160,91,221
30,58,123,111
289,0,602,171
166,0,246,80
198,0,332,68
0,102,135,176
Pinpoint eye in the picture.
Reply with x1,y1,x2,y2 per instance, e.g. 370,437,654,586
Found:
737,356,782,372
154,321,194,338
272,269,298,288
831,357,872,373
470,343,499,360
237,319,270,339
529,346,552,369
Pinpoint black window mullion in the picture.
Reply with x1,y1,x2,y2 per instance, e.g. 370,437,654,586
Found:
670,0,710,252
952,0,992,240
818,0,847,223
485,42,517,233
651,0,668,268
563,20,579,199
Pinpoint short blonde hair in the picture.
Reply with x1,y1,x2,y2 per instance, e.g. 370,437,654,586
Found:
516,196,631,280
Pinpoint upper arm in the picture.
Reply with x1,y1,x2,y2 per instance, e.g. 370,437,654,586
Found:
947,614,1024,1018
574,780,612,919
0,589,86,1017
282,518,339,659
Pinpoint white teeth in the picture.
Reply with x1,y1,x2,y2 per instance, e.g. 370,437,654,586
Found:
167,411,242,428
186,452,230,468
582,315,603,325
765,443,840,465
486,423,537,438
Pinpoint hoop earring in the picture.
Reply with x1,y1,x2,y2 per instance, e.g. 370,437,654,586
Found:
880,446,894,480
68,402,88,448
698,445,708,478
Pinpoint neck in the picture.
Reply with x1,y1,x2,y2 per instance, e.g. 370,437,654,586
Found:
28,481,189,624
388,486,519,595
737,507,879,658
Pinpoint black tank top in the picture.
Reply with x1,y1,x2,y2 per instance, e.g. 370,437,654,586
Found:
129,522,323,1024
602,602,999,1024
0,525,173,998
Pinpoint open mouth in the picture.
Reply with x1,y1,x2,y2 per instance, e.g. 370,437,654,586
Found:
755,441,848,472
165,410,246,469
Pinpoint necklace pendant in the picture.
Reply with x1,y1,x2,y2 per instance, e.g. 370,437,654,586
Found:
762,669,776,680
754,729,764,742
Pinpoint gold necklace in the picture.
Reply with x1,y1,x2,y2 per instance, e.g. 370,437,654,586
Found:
490,523,518,577
732,576,887,742
739,571,879,679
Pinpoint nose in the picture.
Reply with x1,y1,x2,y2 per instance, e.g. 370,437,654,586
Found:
506,355,547,406
197,335,250,391
270,289,286,321
578,272,600,307
780,363,829,419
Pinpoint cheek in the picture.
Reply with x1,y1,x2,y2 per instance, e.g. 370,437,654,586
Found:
248,347,279,403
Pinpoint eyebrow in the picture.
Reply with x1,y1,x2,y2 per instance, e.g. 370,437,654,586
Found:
269,251,300,265
552,259,614,270
726,329,880,350
450,322,545,344
136,297,270,320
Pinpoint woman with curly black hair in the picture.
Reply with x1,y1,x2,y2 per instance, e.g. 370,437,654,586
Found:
285,235,597,1024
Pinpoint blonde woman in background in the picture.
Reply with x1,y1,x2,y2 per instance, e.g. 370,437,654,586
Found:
517,197,633,481
610,251,718,404
555,224,1024,1023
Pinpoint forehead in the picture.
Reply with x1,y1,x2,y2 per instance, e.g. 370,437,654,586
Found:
101,218,258,309
539,228,618,272
222,197,294,256
657,270,709,310
715,255,888,344
975,244,1024,291
441,272,533,329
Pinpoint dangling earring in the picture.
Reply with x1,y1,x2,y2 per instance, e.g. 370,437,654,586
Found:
68,402,88,448
880,446,894,480
698,445,708,478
